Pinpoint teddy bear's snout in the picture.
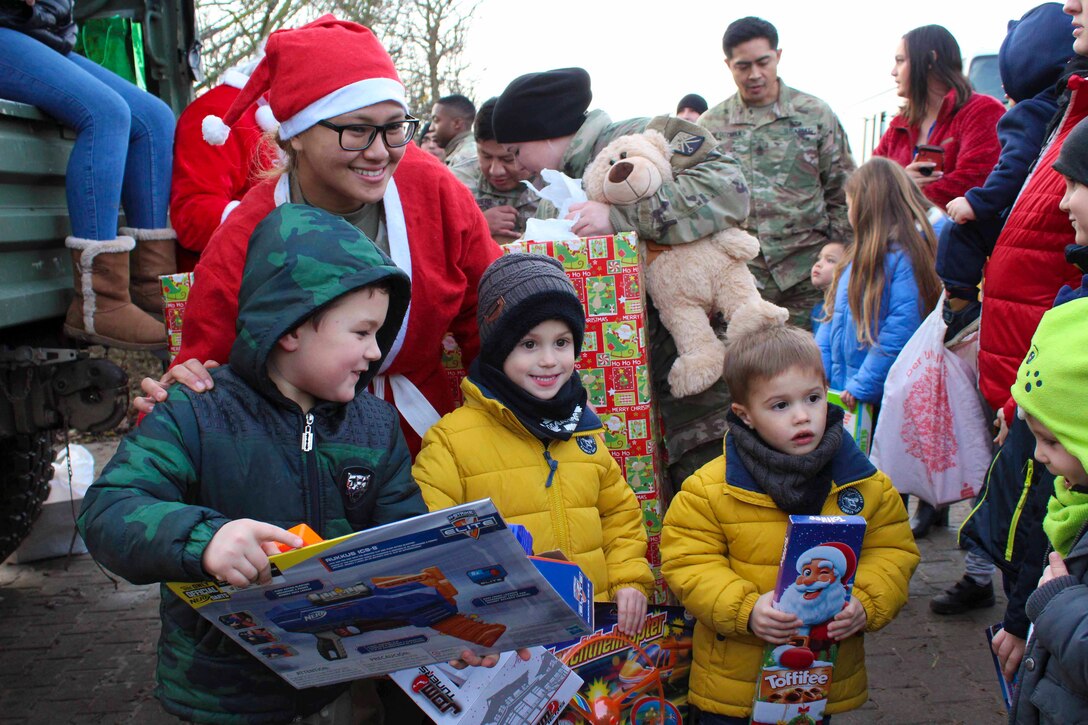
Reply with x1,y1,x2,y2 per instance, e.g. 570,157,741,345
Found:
608,160,635,183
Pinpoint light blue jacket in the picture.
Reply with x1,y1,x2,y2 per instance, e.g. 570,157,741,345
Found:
816,250,925,405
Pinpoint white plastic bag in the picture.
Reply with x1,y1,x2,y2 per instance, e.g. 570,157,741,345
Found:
870,302,992,507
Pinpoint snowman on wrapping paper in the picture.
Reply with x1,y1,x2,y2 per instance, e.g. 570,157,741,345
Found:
771,542,857,670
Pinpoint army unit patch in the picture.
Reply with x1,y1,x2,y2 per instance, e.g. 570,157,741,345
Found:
671,131,705,157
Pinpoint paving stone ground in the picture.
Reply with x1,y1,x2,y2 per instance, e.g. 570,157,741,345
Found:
0,443,1012,724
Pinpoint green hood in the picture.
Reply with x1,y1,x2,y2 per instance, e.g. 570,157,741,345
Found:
229,204,411,403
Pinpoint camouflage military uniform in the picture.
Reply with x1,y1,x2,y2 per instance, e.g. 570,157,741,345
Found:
699,81,855,328
535,109,752,494
443,130,479,192
78,205,426,723
471,163,541,240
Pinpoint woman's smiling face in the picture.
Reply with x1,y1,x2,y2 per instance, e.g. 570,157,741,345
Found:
290,101,409,213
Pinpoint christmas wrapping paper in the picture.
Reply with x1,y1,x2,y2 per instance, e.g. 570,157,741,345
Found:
503,233,668,602
160,272,194,362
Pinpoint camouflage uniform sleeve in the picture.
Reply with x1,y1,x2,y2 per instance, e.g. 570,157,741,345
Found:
819,109,856,243
610,116,750,244
77,390,228,585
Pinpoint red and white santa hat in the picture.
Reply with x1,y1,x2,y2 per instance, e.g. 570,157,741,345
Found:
795,543,857,582
202,15,407,146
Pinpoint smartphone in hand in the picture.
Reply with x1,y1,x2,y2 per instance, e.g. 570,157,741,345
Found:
914,144,945,175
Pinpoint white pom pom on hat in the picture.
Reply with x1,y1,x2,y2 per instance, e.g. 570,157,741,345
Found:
202,115,231,145
255,102,279,134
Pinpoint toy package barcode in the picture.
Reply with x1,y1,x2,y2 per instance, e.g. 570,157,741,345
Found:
165,500,594,689
828,390,874,454
751,515,866,725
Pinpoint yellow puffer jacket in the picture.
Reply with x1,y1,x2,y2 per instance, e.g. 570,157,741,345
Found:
661,432,919,717
413,378,653,599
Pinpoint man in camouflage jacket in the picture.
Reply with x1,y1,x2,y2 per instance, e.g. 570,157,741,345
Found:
470,97,540,244
78,204,425,723
699,16,854,327
492,67,751,492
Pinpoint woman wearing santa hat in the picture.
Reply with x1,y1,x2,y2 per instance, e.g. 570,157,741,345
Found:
139,16,500,452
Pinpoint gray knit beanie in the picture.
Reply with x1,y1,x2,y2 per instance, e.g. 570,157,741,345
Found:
1054,116,1088,187
477,253,585,366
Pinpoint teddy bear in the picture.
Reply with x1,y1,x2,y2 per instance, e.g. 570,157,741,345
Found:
582,130,788,398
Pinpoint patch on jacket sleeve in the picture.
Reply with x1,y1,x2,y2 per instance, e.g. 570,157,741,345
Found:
577,436,598,455
341,467,373,503
671,131,705,157
837,487,864,515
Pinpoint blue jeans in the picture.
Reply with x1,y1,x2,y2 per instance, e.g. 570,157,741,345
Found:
0,27,174,240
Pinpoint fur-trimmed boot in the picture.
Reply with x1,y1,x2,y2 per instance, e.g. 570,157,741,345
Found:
121,226,178,317
63,236,167,351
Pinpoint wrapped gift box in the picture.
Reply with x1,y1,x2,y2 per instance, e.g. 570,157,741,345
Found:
160,272,194,362
504,233,669,602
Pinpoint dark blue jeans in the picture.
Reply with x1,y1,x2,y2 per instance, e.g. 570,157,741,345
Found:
0,27,174,240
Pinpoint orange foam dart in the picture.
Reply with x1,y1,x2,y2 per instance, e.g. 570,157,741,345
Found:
275,523,324,553
431,614,507,648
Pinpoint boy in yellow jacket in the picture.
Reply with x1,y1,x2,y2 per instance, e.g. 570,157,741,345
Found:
660,325,918,722
413,253,653,634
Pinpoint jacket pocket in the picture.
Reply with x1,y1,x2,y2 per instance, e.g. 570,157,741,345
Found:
1030,672,1088,724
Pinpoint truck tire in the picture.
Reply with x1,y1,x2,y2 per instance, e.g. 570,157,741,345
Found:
0,432,56,562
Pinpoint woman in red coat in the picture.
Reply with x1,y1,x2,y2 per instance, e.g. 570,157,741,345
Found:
874,24,1004,207
138,16,500,454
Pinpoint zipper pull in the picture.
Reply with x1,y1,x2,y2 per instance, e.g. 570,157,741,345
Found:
301,413,314,452
543,449,558,488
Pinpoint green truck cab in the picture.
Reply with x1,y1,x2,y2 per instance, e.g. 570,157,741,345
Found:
0,0,197,559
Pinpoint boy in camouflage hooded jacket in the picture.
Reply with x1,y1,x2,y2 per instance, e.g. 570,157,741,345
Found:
78,204,425,723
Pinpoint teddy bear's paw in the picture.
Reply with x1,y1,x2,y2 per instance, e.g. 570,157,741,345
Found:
726,300,790,340
668,345,727,398
713,228,761,262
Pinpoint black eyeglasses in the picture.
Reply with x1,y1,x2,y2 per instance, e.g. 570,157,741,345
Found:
316,116,420,151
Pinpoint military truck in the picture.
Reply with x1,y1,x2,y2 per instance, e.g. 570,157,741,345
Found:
0,0,198,560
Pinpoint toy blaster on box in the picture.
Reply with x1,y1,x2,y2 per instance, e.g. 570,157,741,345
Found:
166,500,593,689
828,390,874,454
391,646,583,724
751,515,866,725
549,603,694,725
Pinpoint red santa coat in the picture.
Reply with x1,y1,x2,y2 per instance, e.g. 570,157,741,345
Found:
175,144,501,451
873,90,1005,207
169,71,276,272
979,74,1088,422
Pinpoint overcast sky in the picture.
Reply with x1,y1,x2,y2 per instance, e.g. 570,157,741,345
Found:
462,0,1067,159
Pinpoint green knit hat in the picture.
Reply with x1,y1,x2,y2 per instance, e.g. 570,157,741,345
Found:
1012,297,1088,471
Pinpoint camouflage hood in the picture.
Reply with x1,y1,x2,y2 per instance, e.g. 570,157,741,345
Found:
230,204,411,402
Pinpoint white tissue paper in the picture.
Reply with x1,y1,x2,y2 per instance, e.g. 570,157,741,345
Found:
517,169,588,242
10,444,94,562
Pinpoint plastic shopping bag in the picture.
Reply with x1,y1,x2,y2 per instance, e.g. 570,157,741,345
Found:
870,301,992,507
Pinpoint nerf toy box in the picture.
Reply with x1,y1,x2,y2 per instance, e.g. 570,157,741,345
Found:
751,515,866,725
529,553,593,630
160,272,193,362
549,603,694,724
391,646,583,724
166,500,594,688
504,234,669,601
828,390,874,455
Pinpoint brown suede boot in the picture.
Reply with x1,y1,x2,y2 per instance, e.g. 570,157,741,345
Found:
122,226,178,317
63,236,168,351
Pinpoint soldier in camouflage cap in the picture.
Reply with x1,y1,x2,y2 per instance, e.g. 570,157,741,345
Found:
79,204,427,723
493,67,753,494
699,16,855,329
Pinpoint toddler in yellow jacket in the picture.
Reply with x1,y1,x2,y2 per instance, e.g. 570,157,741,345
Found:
413,253,653,634
660,325,918,722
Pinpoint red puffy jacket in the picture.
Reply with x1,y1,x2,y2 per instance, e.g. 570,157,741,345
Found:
979,74,1087,422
